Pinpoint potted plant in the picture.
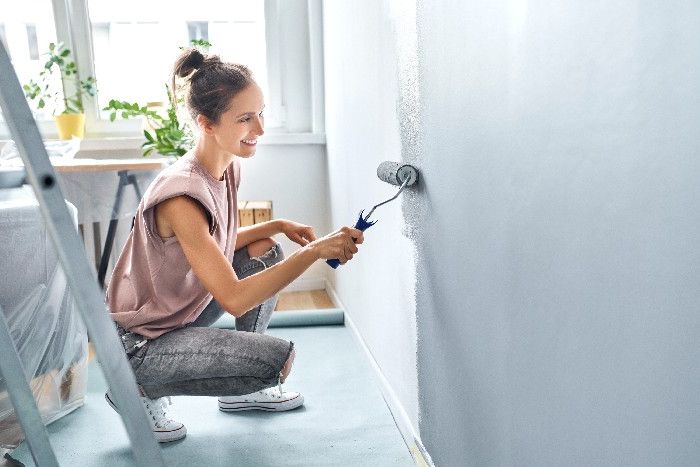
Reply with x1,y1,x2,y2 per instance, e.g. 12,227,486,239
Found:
23,42,96,139
102,39,210,158
103,84,192,158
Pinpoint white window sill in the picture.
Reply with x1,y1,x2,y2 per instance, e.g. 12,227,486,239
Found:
0,132,326,152
83,132,326,151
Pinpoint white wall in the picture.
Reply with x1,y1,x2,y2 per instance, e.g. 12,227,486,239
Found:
323,0,420,442
237,143,330,282
412,0,700,465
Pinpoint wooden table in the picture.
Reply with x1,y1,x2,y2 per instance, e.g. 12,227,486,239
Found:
52,158,166,174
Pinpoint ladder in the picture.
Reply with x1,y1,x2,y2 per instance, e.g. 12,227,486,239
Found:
0,41,165,466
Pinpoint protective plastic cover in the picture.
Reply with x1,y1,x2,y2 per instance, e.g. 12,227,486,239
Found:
0,185,88,449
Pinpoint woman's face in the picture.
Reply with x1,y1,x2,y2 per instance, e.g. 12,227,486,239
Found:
209,83,265,158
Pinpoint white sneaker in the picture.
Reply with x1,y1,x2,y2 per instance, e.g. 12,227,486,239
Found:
105,391,187,443
218,381,304,412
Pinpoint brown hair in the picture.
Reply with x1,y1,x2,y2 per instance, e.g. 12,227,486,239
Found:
172,48,255,124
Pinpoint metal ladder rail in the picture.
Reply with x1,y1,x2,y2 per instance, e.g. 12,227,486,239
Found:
0,41,165,466
0,305,59,467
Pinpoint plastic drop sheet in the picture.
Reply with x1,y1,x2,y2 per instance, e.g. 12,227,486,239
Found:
0,186,88,449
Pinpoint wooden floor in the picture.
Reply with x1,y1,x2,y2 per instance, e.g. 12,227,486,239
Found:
275,289,335,311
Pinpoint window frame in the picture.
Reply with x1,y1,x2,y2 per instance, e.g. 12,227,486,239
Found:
1,0,325,143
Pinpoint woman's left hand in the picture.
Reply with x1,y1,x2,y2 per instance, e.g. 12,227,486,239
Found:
279,219,317,246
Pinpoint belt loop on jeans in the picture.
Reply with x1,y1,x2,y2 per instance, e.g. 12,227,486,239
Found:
116,324,148,357
123,336,148,357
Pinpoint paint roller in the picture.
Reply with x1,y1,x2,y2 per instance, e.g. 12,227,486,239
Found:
326,161,420,269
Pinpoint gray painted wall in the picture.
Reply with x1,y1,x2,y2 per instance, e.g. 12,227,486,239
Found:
413,0,700,465
325,0,700,464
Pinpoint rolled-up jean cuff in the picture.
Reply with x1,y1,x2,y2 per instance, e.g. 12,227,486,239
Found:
282,341,295,371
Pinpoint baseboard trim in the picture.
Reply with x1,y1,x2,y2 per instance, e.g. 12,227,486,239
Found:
323,278,342,308
324,280,434,467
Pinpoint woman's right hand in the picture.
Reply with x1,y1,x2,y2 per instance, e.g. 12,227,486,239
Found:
308,226,364,264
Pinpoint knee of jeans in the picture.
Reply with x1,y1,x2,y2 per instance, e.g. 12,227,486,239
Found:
253,241,285,265
248,238,277,258
273,242,285,261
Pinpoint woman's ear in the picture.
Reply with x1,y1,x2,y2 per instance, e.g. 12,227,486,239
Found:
196,114,214,134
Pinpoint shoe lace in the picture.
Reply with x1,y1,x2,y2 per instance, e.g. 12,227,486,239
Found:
258,374,285,400
144,396,173,427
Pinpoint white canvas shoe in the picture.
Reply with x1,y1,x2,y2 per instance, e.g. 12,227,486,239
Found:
105,391,187,443
218,381,304,412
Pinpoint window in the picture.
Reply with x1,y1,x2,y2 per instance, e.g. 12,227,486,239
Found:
0,24,8,58
0,0,60,122
0,0,323,141
25,24,40,60
86,0,272,125
187,22,208,43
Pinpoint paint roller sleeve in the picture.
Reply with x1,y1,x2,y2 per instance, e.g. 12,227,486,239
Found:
376,161,419,187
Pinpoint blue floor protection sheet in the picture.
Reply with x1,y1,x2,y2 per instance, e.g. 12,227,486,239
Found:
10,325,414,466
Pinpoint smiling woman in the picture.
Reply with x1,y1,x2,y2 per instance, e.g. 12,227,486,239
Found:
172,50,265,161
103,47,363,443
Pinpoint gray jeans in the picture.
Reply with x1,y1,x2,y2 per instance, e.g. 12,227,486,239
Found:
118,243,292,399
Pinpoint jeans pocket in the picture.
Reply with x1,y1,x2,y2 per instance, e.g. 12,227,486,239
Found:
127,341,149,374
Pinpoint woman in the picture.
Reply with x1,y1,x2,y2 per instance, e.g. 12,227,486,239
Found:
105,48,363,442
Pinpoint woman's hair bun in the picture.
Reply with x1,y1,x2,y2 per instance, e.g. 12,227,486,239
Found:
174,48,206,78
171,49,254,125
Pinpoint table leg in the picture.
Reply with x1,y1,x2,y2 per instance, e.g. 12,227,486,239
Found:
98,171,144,288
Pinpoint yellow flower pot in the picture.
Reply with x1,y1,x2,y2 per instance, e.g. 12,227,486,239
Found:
54,113,85,140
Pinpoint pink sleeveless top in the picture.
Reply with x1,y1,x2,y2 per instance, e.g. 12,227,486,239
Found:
106,152,240,339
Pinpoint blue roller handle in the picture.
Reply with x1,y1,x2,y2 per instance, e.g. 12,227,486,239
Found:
326,210,377,269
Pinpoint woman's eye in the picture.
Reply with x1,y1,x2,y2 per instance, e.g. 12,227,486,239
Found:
239,112,263,123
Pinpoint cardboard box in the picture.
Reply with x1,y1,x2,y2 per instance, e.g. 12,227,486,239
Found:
237,200,272,227
247,200,272,224
238,201,254,227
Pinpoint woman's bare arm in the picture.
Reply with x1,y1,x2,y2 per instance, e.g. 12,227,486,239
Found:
158,196,320,317
234,220,281,250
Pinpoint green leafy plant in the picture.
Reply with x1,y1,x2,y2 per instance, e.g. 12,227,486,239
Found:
23,42,96,114
105,85,191,157
186,39,212,49
103,39,212,158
